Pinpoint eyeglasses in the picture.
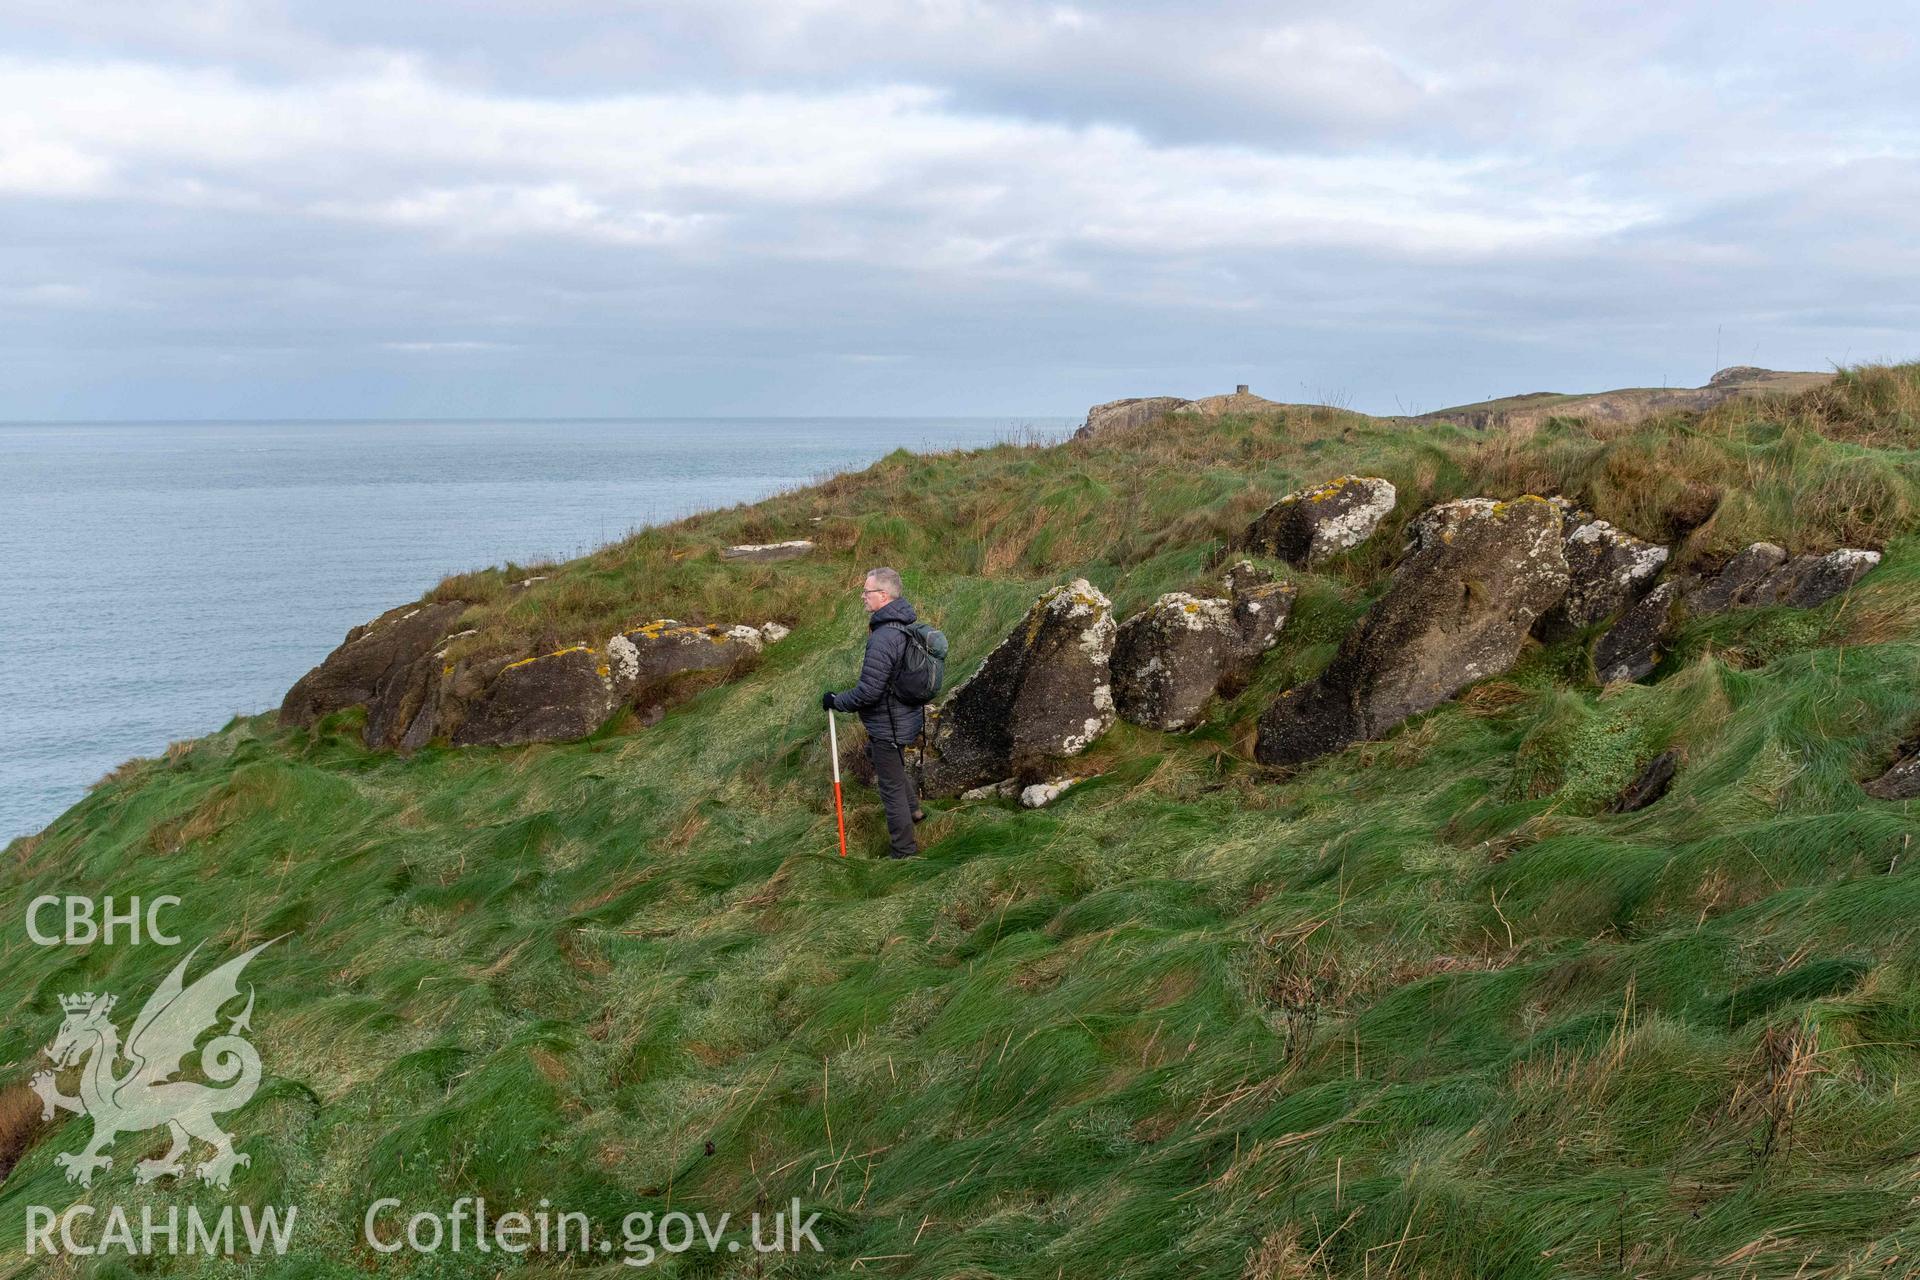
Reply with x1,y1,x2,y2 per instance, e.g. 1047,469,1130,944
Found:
860,586,884,596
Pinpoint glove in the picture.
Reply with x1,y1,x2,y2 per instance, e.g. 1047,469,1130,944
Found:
821,690,838,711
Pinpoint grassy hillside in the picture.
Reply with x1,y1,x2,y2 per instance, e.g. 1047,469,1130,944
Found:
5,365,1920,1278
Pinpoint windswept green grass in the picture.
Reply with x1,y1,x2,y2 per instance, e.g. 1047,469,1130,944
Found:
4,363,1920,1278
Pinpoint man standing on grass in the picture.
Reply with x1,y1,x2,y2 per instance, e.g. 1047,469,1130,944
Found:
822,566,926,859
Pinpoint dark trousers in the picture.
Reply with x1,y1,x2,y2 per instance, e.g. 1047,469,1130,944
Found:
866,740,920,858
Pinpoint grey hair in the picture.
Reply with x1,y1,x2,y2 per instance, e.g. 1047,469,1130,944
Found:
864,566,904,599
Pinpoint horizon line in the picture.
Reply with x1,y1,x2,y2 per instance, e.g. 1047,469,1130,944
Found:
0,413,1085,428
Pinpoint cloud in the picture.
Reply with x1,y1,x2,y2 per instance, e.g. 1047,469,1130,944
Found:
0,57,1651,264
0,137,110,195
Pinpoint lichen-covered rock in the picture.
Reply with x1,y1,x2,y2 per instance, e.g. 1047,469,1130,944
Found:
452,645,622,747
918,579,1116,796
1020,777,1089,808
1217,559,1297,671
1108,563,1297,733
283,593,790,751
1239,475,1396,568
1747,548,1882,609
1593,581,1680,684
1256,496,1569,766
1678,540,1880,616
1229,581,1296,667
1538,518,1668,637
363,626,477,752
1221,559,1274,596
1686,543,1789,615
441,620,782,749
1110,593,1238,732
616,619,768,704
1401,496,1517,551
1592,545,1880,685
280,599,469,726
1546,496,1596,531
944,774,1089,807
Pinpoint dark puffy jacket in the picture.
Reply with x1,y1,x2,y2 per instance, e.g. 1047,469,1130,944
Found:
828,596,926,744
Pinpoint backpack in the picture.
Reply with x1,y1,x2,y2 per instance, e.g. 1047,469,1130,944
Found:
889,621,948,706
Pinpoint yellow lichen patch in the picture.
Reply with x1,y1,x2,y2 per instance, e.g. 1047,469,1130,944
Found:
1491,494,1555,518
623,619,743,647
1023,593,1062,644
501,644,595,673
1304,474,1358,504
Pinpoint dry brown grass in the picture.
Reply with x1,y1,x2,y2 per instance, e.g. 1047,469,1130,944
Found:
0,1081,48,1179
1460,432,1575,505
979,506,1047,577
89,755,156,792
1243,1224,1318,1279
1457,681,1537,718
1723,1023,1825,1164
1823,581,1920,649
145,768,287,854
661,804,709,853
1786,363,1920,446
6,831,45,868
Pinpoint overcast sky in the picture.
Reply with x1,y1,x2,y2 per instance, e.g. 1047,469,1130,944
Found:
2,1,1915,420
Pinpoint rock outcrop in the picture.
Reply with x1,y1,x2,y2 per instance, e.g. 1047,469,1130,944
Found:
918,579,1117,796
450,620,776,747
1074,386,1286,439
1256,496,1570,766
619,620,776,702
1686,542,1790,615
1537,517,1668,637
281,598,787,751
280,600,471,727
452,645,625,747
1110,594,1238,732
1592,543,1880,684
1238,476,1396,569
1075,397,1190,439
1700,546,1881,613
1221,561,1296,674
1593,582,1680,684
363,626,479,752
1108,564,1295,732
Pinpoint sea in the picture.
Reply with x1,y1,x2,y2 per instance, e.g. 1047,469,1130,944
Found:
0,416,1074,840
